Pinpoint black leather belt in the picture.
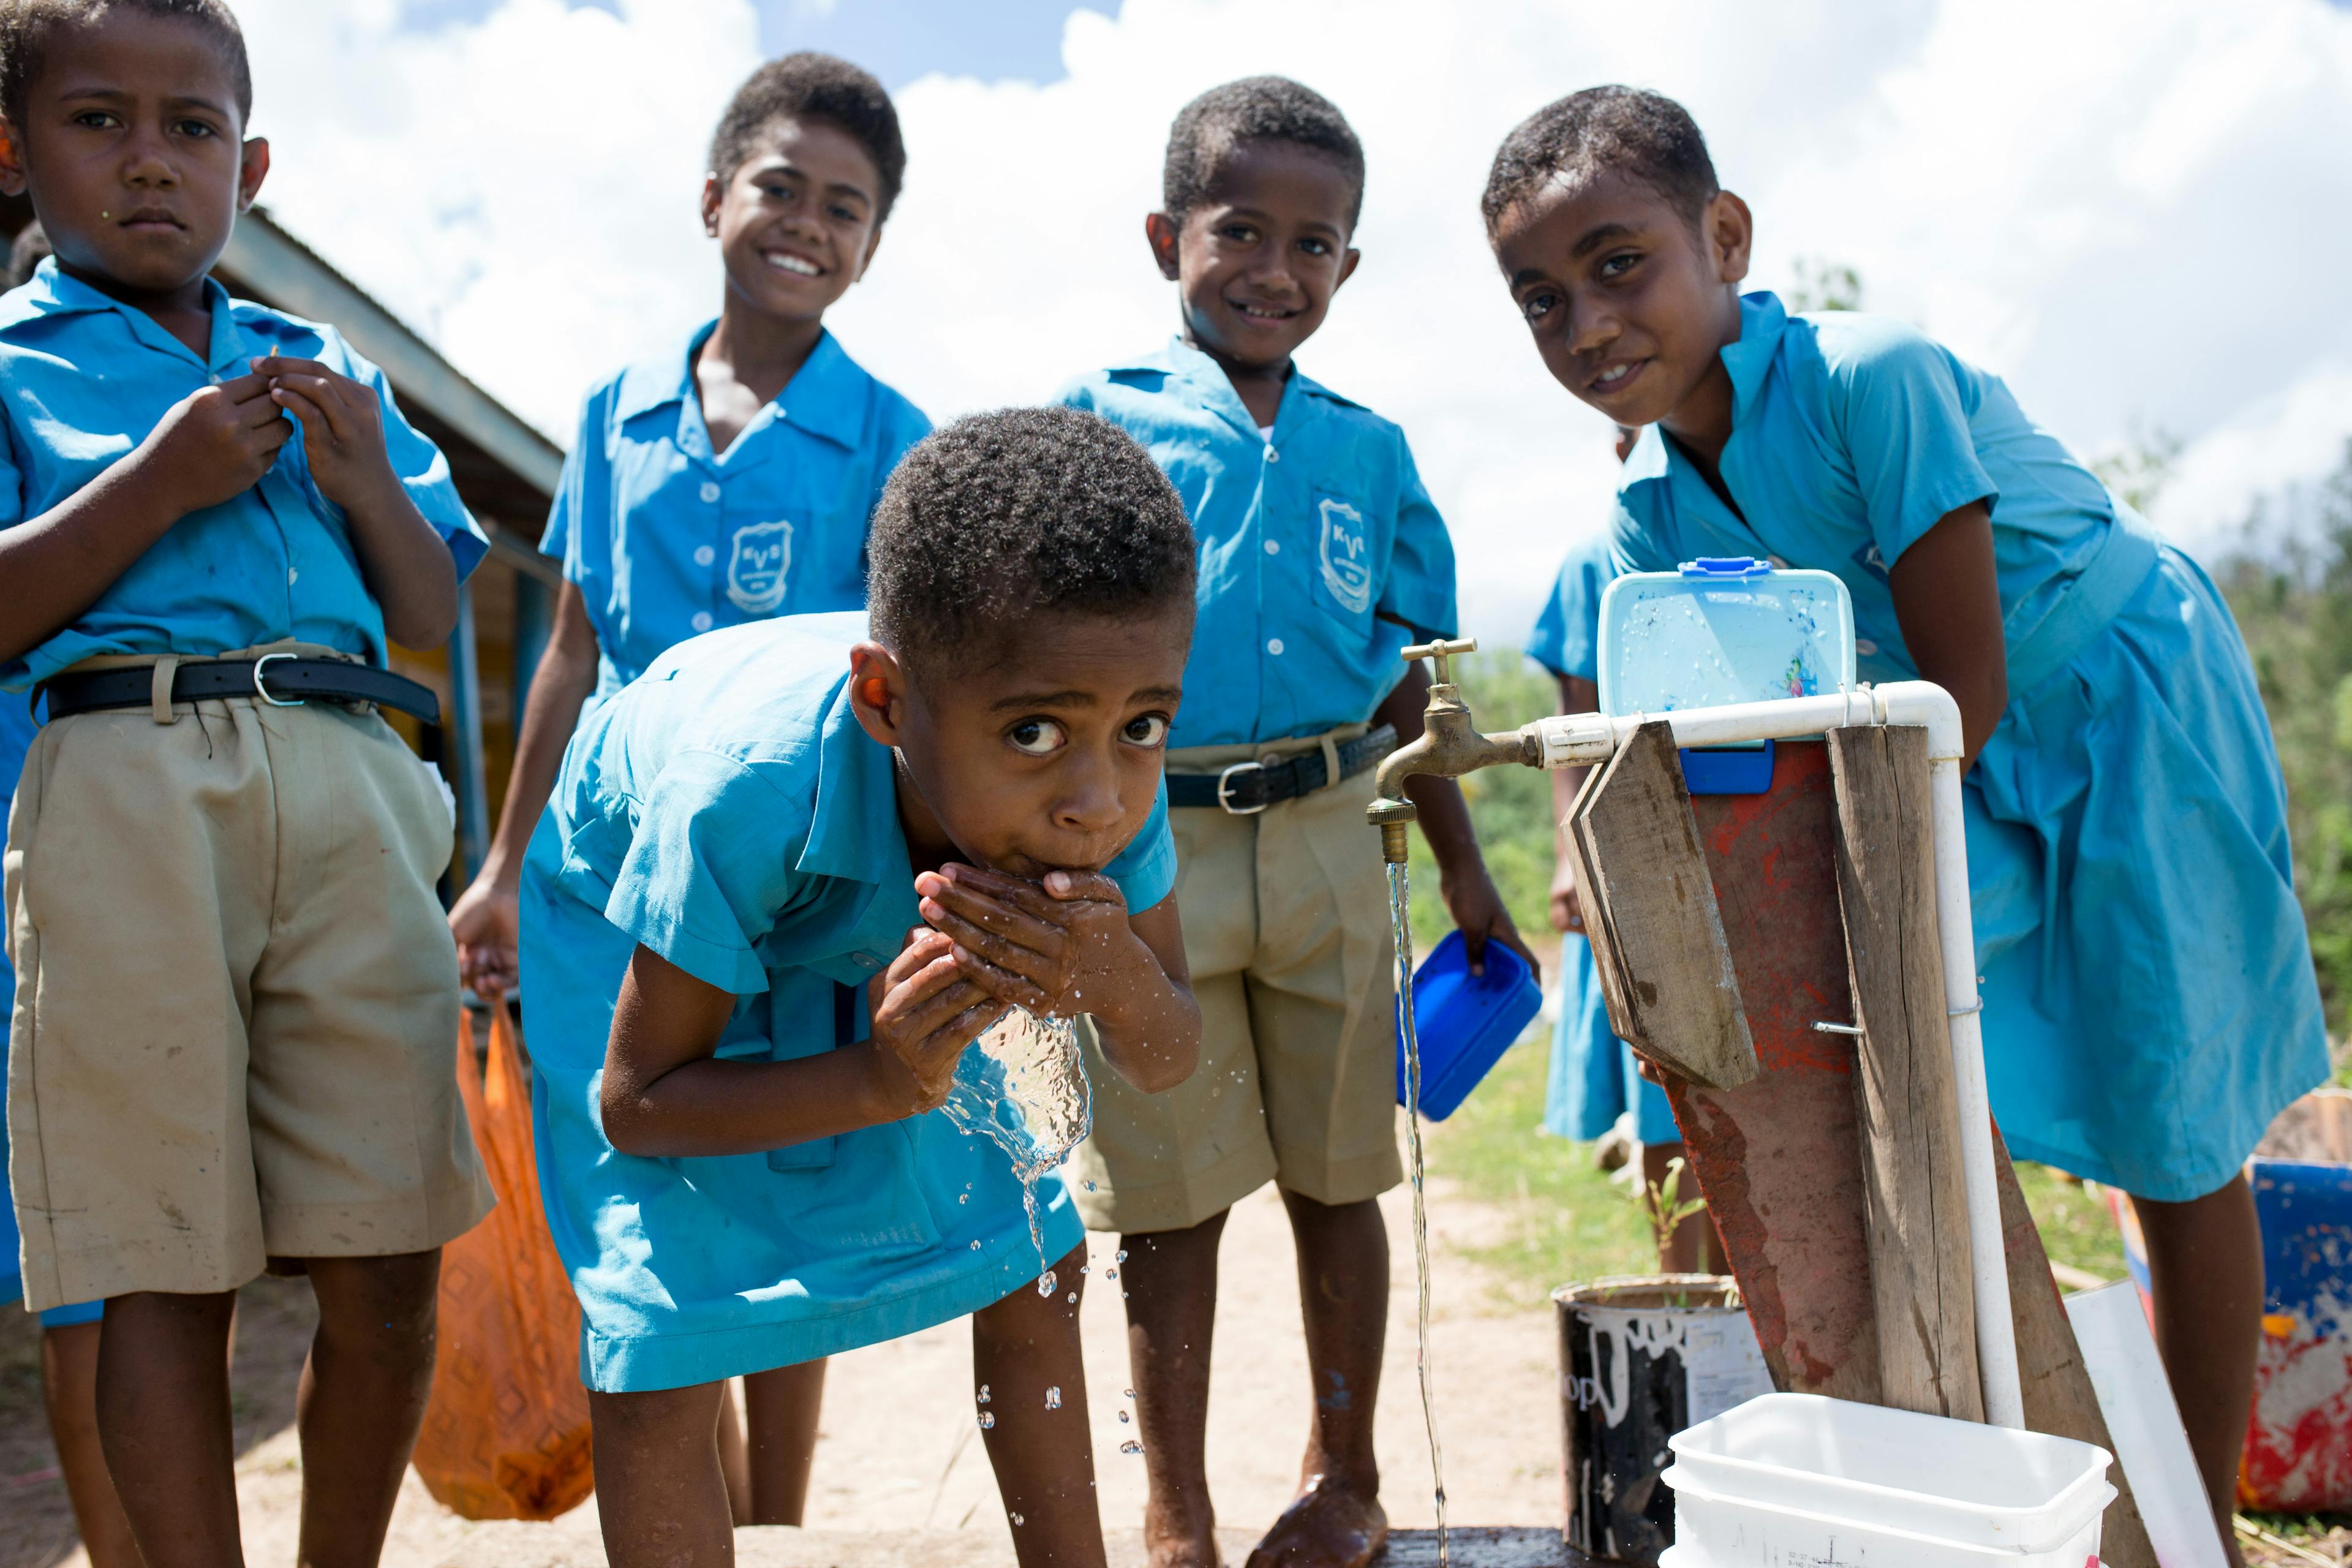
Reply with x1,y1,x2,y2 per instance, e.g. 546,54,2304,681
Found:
1167,725,1396,813
42,656,442,725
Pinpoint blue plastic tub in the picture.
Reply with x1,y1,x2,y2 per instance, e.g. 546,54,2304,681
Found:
1395,929,1543,1121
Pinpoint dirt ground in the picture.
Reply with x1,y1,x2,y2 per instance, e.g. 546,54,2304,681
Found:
0,1142,1568,1568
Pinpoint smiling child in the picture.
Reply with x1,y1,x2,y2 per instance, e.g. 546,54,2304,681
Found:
517,407,1204,1568
0,1,492,1561
1058,77,1532,1568
1485,86,2325,1558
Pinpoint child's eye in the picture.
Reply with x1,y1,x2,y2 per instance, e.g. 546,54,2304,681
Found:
1521,290,1559,322
72,110,122,130
1599,251,1641,279
173,119,216,139
1121,714,1170,748
1219,224,1256,244
1298,238,1330,257
1008,718,1069,756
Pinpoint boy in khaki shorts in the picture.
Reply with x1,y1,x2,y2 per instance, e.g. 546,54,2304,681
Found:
1058,78,1533,1568
0,2,491,1561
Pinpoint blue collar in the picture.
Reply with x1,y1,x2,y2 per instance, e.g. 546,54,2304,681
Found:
793,670,909,884
1718,290,1789,424
1108,335,1362,445
4,257,249,373
612,320,871,454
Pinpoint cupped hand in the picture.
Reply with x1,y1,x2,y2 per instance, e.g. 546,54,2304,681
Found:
865,927,1007,1117
913,863,1146,1025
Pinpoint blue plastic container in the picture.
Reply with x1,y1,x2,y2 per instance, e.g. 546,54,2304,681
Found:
1395,929,1543,1121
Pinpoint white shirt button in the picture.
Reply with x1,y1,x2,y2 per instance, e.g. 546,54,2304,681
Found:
1267,638,1284,656
693,545,717,567
1265,447,1280,462
699,481,722,504
691,612,714,632
1264,539,1281,556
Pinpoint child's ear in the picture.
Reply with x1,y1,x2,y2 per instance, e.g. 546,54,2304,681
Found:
700,173,724,238
0,117,28,198
848,642,912,746
1144,211,1182,282
851,221,885,284
237,137,271,214
1707,190,1754,288
1335,245,1362,292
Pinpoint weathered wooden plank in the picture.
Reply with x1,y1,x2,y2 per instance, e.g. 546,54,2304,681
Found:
1570,722,1759,1090
1561,762,1643,1059
1826,724,1984,1423
1994,1127,2157,1568
1663,741,1883,1404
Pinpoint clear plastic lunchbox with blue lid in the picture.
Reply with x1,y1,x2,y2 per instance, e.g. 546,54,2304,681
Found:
1596,557,1856,794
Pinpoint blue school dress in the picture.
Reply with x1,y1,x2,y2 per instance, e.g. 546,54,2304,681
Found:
0,260,485,690
543,325,930,707
517,613,1177,1392
1609,292,2326,1201
1057,338,1457,747
1527,538,1678,1145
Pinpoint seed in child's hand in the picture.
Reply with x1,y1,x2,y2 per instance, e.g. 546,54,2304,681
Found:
977,1412,995,1429
1044,1385,1061,1409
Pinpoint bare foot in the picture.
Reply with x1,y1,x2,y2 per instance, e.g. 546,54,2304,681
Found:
1245,1474,1387,1568
1145,1491,1222,1568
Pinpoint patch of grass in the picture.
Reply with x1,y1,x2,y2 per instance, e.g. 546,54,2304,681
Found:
1425,1035,1653,1308
2012,1159,2128,1283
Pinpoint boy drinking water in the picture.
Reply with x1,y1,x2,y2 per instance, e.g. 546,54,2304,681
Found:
1485,86,2325,1561
0,2,492,1563
447,49,929,1522
517,406,1204,1568
1060,78,1532,1568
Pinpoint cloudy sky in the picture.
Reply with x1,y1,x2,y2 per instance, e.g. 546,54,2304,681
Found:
234,0,2352,644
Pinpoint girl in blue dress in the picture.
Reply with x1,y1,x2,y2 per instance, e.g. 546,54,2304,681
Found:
447,53,929,1520
1484,87,2324,1556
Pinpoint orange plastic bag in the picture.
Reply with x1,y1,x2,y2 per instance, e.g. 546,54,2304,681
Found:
410,1008,595,1520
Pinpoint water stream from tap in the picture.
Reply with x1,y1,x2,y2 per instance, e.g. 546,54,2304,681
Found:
941,1008,1090,1297
1387,861,1449,1568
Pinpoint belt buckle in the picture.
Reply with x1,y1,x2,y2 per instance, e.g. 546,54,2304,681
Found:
250,652,307,708
1215,760,1270,815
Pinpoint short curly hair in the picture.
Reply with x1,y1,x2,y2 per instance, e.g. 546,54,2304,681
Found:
869,408,1197,679
1482,86,1717,236
1163,75,1364,232
0,0,249,129
708,51,906,221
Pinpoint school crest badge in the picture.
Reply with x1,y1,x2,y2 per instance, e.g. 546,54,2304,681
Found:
1317,497,1373,615
726,519,794,614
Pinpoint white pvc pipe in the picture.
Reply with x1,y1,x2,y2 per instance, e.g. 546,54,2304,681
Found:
1528,682,2026,1430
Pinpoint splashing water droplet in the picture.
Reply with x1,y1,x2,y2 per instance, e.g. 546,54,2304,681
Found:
977,1412,995,1429
1036,1270,1057,1297
1066,1291,1077,1303
1079,1264,1088,1275
970,1240,981,1250
1124,1389,1136,1400
1120,1440,1142,1455
1011,1512,1023,1526
978,1385,990,1404
1114,1250,1128,1263
1104,1268,1116,1280
1389,861,1450,1567
1084,1179,1098,1191
941,1008,1090,1285
1044,1385,1061,1410
958,1193,969,1204
1118,1409,1131,1423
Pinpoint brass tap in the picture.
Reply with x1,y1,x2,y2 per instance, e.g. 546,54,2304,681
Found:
1366,637,1543,864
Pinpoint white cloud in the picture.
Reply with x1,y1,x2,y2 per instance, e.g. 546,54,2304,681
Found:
2154,361,2352,551
231,0,2352,644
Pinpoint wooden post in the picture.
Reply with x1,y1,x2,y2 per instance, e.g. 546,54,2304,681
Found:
1826,725,1984,1423
1567,720,1760,1090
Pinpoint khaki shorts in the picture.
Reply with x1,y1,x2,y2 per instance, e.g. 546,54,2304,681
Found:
6,649,492,1311
1070,727,1402,1233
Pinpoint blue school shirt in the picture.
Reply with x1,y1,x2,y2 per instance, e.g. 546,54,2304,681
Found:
519,611,1175,1390
1058,339,1458,748
1607,291,2125,686
542,325,930,701
1528,533,1615,684
0,260,486,690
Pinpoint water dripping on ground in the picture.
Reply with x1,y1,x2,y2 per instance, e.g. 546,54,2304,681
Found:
1388,861,1450,1568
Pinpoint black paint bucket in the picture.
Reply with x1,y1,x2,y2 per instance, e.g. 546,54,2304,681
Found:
1553,1275,1772,1566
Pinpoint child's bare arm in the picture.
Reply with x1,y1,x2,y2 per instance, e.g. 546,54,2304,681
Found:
254,356,459,650
1888,500,2007,770
1371,658,1540,981
600,933,1006,1159
914,864,1200,1095
0,373,290,664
